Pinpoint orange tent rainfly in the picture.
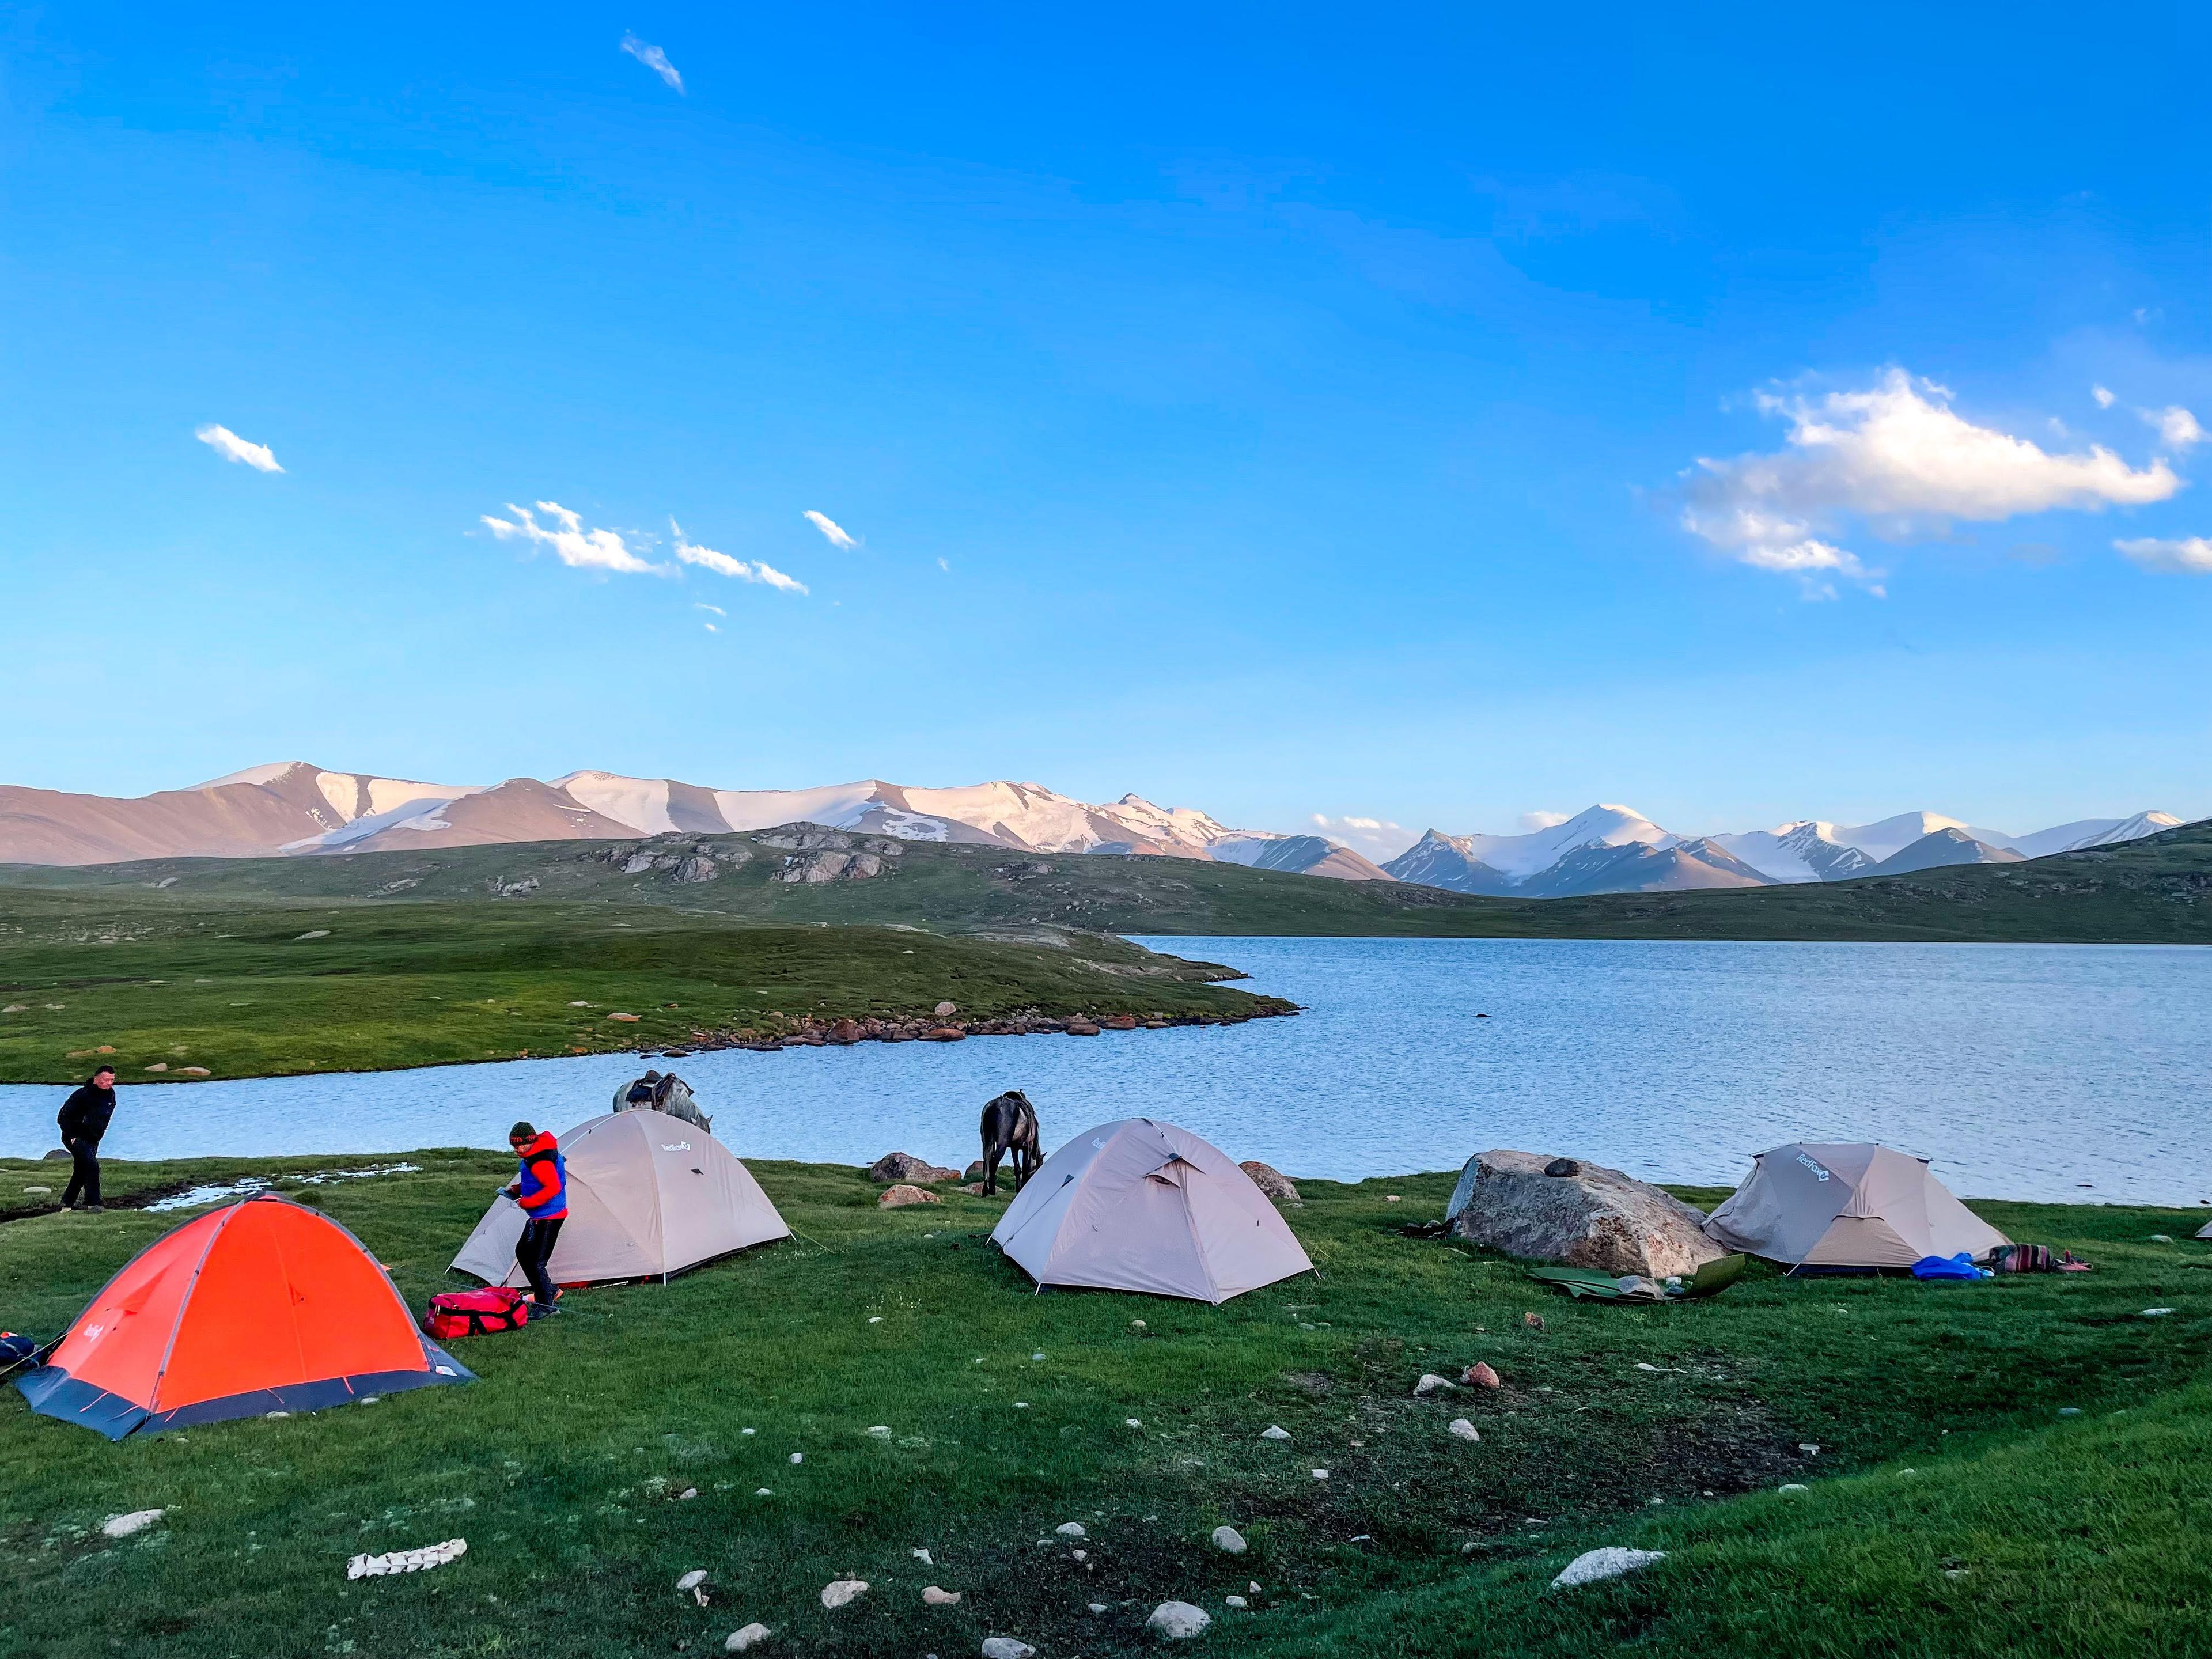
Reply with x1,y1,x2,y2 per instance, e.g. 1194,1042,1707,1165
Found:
16,1195,472,1439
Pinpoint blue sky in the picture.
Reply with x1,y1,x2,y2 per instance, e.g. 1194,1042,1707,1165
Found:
5,3,2209,851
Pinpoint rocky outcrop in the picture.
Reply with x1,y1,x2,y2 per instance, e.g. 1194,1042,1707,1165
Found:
868,1152,961,1185
1238,1161,1300,1203
1445,1149,1722,1279
877,1185,942,1209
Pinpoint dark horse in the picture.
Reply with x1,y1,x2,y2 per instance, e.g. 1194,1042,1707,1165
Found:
979,1089,1041,1196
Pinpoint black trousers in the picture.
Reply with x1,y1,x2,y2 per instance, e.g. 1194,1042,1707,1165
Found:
516,1217,565,1304
60,1141,101,1207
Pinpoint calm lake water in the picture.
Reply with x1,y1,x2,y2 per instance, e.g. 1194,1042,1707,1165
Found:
3,938,2207,1206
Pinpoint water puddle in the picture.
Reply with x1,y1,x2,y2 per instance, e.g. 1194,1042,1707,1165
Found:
143,1162,423,1212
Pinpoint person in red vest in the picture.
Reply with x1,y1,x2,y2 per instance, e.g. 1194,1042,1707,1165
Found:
502,1121,567,1310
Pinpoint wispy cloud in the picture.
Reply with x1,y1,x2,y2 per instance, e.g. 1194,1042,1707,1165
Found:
2115,535,2212,574
1680,369,2181,593
672,521,808,593
1517,810,1570,832
803,509,857,550
2142,404,2205,451
692,602,726,616
2093,385,2116,409
1309,813,1414,857
619,33,683,92
195,423,283,473
481,501,666,574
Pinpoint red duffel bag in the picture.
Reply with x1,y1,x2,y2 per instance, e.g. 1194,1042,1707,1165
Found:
422,1286,531,1339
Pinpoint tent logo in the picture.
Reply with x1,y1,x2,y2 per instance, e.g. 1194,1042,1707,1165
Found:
660,1142,692,1152
1794,1153,1831,1182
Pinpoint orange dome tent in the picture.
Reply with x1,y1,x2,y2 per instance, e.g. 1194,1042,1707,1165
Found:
16,1195,471,1439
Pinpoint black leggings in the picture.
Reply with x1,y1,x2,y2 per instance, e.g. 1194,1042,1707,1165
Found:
516,1217,565,1304
61,1142,101,1207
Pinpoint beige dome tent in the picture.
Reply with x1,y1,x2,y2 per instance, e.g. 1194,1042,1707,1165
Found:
1703,1142,2007,1269
452,1109,789,1287
990,1118,1313,1304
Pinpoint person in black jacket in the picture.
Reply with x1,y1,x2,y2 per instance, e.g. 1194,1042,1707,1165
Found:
57,1067,117,1211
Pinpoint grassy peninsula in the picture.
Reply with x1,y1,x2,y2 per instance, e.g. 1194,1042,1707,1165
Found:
1,1154,2206,1657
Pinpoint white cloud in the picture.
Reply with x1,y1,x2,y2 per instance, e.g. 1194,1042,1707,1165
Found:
1518,810,1570,832
1681,369,2181,589
481,501,666,574
1309,813,1414,857
703,622,719,632
2115,535,2212,574
803,510,857,550
672,521,808,594
692,602,725,616
195,423,283,473
2144,405,2205,450
619,33,683,92
937,556,950,572
2093,385,2116,409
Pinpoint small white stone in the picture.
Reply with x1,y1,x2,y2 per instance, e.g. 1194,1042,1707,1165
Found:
1056,1521,1087,1538
979,1638,1034,1659
2142,1308,2175,1317
265,1411,290,1420
1798,1442,1820,1455
1013,1401,1029,1409
1260,1425,1291,1441
790,1452,805,1464
725,1623,772,1652
1448,1419,1480,1442
1224,1595,1248,1609
1071,1548,1088,1562
1126,1418,1143,1428
1088,1602,1109,1614
923,1585,962,1606
1249,1581,1262,1595
1552,1547,1665,1589
869,1316,883,1324
1211,1524,1247,1554
677,1570,710,1592
912,1547,934,1565
1147,1601,1212,1639
1413,1373,1453,1396
101,1510,165,1539
755,1488,773,1497
868,1426,892,1437
679,1487,698,1499
1779,1483,1809,1493
1311,1468,1330,1480
1130,1319,1146,1330
741,1427,756,1436
820,1578,869,1609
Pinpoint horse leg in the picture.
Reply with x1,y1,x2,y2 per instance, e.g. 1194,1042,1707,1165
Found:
983,1143,1002,1196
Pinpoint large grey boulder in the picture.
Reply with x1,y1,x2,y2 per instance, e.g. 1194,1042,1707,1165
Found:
1445,1149,1722,1279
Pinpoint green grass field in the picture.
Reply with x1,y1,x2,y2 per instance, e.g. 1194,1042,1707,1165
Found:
2,1154,2206,1658
0,894,1285,1084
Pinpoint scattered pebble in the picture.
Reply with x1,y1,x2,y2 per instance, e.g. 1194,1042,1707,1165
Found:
725,1623,772,1653
2058,1407,2082,1418
923,1586,963,1606
1088,1602,1109,1615
1798,1442,1820,1455
1448,1419,1480,1442
754,1488,772,1497
1125,1418,1143,1429
1779,1483,1809,1494
1945,1567,1971,1580
1552,1547,1666,1589
912,1548,934,1565
1249,1581,1262,1595
741,1427,756,1436
1464,1362,1502,1389
678,1487,698,1500
868,1426,892,1437
101,1510,165,1540
1056,1521,1087,1538
1635,1363,1684,1374
1032,1352,1045,1361
820,1579,869,1610
1014,1402,1029,1409
1211,1525,1247,1554
979,1637,1034,1659
1147,1601,1212,1639
1311,1468,1330,1480
869,1316,884,1324
1224,1595,1248,1609
678,1570,709,1592
1412,1373,1453,1397
1385,1195,1402,1203
789,1453,805,1464
1260,1425,1291,1441
1130,1319,1146,1330
264,1411,290,1420
2142,1308,2175,1317
2150,1234,2173,1243
347,1539,467,1579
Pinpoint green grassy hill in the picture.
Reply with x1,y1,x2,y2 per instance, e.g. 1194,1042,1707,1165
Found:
1,1154,2205,1658
8,817,2211,942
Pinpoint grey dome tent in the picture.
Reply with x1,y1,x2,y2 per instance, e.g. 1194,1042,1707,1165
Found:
1703,1142,2007,1269
990,1118,1313,1304
452,1109,789,1287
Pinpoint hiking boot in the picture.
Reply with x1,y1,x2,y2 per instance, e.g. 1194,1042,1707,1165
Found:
83,1203,105,1213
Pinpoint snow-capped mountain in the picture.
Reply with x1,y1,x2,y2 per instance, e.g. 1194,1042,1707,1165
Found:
1385,804,2183,895
0,762,1360,876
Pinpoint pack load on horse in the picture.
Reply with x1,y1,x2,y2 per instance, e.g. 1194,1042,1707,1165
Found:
979,1089,1041,1196
614,1069,711,1132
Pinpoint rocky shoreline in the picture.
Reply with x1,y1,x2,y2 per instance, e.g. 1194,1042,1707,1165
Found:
639,1002,1299,1058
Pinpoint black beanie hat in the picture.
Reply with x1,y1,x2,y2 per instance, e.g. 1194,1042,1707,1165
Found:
509,1120,536,1142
